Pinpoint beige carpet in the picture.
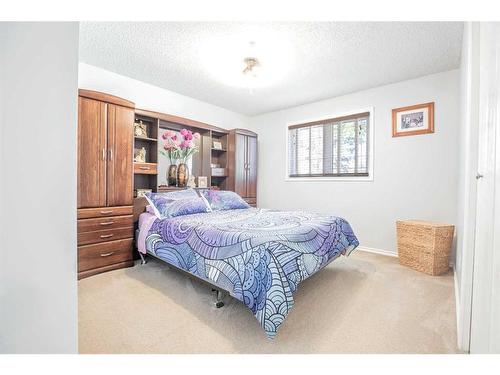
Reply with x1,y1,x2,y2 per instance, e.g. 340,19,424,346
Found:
78,251,459,353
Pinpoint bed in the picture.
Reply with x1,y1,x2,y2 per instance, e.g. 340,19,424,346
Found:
137,191,359,339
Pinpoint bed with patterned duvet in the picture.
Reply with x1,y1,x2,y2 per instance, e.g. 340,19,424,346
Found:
138,189,359,339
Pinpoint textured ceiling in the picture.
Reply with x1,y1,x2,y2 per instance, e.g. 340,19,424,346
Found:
79,22,463,116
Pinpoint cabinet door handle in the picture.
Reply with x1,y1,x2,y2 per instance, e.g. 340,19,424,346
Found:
139,166,150,170
100,252,115,257
108,149,113,161
100,210,113,215
100,221,114,226
102,149,106,160
100,234,114,239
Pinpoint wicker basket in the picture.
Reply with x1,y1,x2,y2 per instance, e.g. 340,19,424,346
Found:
396,220,455,276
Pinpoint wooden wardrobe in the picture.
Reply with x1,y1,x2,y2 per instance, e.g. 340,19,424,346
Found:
77,90,135,279
227,129,258,207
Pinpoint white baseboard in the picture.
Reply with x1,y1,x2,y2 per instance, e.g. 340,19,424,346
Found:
453,265,462,349
356,246,398,258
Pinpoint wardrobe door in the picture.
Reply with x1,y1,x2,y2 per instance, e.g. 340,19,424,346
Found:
246,135,258,199
234,132,248,197
106,104,134,206
78,97,107,208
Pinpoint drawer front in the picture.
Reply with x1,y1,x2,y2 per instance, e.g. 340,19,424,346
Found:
78,215,133,233
134,163,157,175
78,239,133,272
78,227,134,246
77,206,133,219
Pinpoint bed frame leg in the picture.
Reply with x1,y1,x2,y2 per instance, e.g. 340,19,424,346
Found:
139,252,147,265
212,288,227,308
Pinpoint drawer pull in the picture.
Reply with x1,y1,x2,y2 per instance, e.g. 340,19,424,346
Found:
100,221,114,226
100,210,113,215
100,252,115,257
139,166,150,170
100,234,114,239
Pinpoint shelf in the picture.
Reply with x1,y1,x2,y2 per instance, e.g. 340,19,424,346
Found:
211,148,227,152
134,136,157,142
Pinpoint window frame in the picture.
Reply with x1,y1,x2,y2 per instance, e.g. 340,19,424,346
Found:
285,107,374,182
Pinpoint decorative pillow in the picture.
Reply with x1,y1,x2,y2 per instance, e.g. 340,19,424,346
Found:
144,189,199,218
163,197,209,218
199,190,250,211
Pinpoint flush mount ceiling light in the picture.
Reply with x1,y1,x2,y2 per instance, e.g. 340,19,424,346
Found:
199,29,294,90
242,57,261,77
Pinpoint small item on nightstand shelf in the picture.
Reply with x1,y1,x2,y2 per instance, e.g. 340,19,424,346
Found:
134,147,147,163
135,188,152,198
396,220,455,276
187,175,196,188
213,141,223,150
197,176,208,188
134,120,148,138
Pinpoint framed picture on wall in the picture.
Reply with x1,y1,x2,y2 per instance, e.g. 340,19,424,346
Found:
392,102,434,137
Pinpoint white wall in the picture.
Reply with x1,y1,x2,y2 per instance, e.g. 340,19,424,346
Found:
78,63,249,130
247,70,460,255
0,23,79,353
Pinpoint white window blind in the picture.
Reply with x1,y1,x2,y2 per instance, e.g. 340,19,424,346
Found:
288,112,370,177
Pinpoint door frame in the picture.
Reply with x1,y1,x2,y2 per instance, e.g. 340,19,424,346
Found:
469,21,500,354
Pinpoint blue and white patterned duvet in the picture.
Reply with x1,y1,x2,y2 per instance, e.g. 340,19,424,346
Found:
142,208,359,339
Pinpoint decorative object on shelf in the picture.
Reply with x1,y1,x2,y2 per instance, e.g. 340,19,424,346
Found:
197,176,208,188
134,120,148,138
213,141,223,150
177,163,188,187
167,164,177,186
392,102,434,137
187,175,196,188
211,163,221,168
160,128,200,187
212,168,226,177
134,147,147,163
136,188,152,198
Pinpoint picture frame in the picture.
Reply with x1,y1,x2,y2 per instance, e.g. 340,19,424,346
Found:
213,141,223,150
197,176,208,188
392,102,434,137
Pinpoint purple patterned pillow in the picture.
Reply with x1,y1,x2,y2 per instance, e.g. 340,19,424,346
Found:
144,189,199,218
199,190,250,211
164,197,209,218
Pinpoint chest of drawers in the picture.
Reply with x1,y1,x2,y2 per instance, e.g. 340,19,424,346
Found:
77,206,134,279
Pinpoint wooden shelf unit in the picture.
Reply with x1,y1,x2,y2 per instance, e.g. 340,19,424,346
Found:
133,113,159,196
210,131,228,189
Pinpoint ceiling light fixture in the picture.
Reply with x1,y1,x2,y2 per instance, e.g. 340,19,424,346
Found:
242,57,261,77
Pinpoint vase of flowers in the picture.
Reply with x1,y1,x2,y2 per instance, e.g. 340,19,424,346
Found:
177,129,200,187
160,128,200,187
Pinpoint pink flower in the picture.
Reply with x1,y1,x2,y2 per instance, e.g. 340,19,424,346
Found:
162,130,175,139
172,134,177,141
193,132,200,140
180,140,190,149
180,129,188,136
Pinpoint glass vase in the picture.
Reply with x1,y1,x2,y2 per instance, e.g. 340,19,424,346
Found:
167,164,178,186
177,163,189,188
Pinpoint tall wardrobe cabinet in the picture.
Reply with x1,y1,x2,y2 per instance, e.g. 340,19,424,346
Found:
77,90,135,279
227,129,258,207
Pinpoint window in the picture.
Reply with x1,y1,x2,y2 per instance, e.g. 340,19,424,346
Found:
288,111,370,178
